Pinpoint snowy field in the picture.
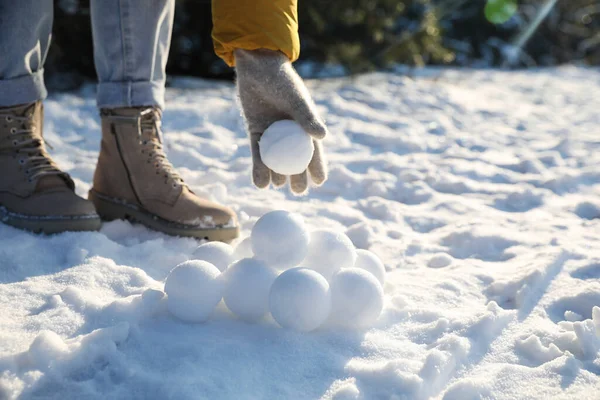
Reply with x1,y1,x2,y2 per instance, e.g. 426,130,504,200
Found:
1,66,600,399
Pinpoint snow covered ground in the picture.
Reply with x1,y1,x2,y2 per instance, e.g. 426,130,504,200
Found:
1,66,600,399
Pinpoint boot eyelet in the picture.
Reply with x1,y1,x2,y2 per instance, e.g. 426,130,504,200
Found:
12,140,17,146
10,128,16,134
5,116,12,122
18,159,24,165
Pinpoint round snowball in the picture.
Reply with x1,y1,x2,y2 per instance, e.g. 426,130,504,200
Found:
192,242,234,272
329,268,384,329
233,237,254,261
251,210,309,269
259,120,315,175
164,260,224,323
223,258,278,322
353,249,386,286
302,229,357,281
269,268,331,332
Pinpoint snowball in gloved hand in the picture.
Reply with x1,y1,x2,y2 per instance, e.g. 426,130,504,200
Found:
259,120,314,176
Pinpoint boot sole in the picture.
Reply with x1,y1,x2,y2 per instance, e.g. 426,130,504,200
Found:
88,190,240,243
0,206,102,234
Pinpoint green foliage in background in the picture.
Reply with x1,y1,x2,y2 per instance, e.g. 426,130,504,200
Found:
445,0,600,67
485,0,518,24
46,0,600,88
298,0,452,72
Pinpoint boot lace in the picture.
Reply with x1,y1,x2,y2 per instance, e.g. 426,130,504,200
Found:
138,109,184,188
0,111,63,183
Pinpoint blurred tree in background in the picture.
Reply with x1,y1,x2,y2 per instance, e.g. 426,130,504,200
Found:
297,0,453,72
47,0,600,89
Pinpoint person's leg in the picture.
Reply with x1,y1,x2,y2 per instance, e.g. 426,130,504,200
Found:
90,0,175,110
89,0,239,241
0,0,52,107
0,1,101,233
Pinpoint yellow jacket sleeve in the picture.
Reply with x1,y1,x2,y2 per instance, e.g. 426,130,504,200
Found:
212,0,300,67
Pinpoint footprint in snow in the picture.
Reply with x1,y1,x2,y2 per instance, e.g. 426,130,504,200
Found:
571,263,600,280
546,290,600,324
427,253,453,268
491,189,544,213
440,230,518,262
574,202,600,220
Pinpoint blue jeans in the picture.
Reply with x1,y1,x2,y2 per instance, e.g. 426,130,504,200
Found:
0,0,174,109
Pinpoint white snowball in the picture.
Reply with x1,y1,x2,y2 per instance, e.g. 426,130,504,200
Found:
259,120,315,175
269,268,331,332
164,260,224,323
251,210,309,269
192,242,234,272
302,229,357,280
329,268,384,329
223,258,278,322
354,249,386,286
233,237,254,261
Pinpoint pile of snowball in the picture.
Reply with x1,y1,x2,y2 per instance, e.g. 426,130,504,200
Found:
164,210,386,332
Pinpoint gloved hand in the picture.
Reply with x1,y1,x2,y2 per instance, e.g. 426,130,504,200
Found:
235,49,328,195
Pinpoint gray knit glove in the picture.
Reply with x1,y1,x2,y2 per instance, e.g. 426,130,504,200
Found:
235,49,328,195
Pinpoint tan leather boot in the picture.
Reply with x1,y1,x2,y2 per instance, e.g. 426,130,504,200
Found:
89,107,239,242
0,102,101,233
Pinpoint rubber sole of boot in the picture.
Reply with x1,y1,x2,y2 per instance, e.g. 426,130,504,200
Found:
0,206,102,234
88,190,240,243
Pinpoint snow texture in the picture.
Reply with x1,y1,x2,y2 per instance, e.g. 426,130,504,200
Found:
259,120,315,175
1,66,600,399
